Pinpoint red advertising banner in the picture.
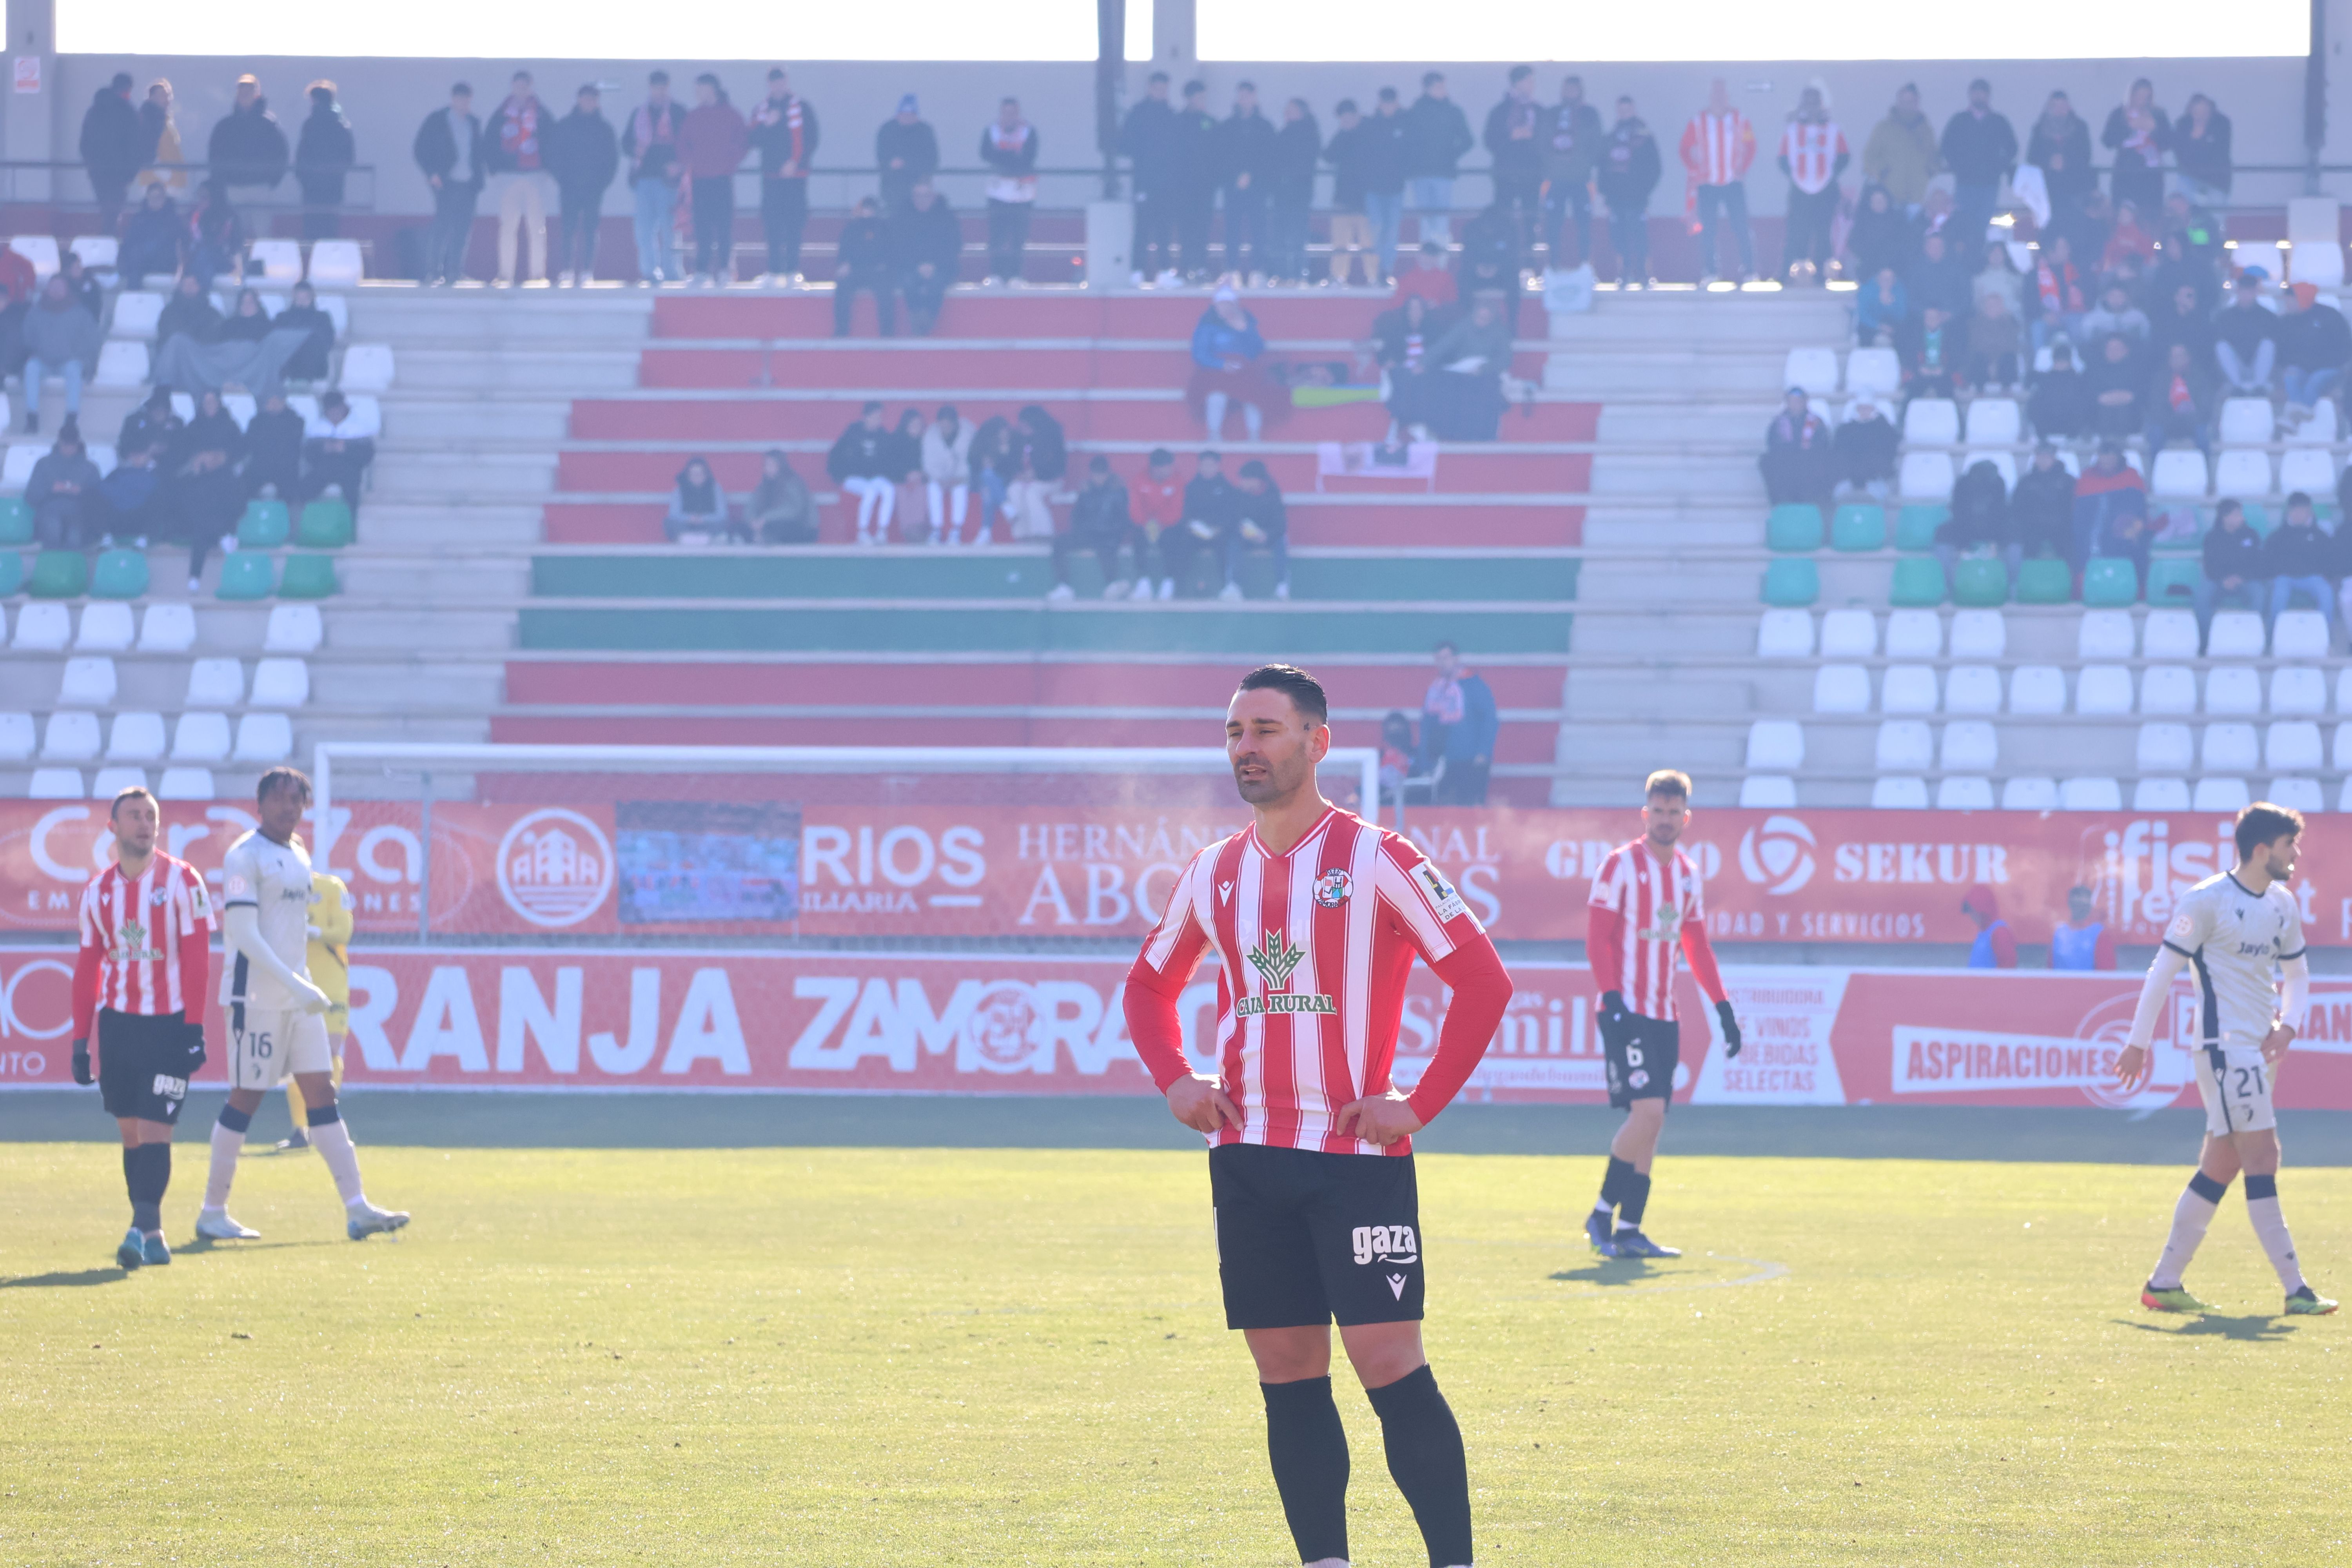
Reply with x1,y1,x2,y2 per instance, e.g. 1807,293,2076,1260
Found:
5,949,2350,1114
2,802,2345,948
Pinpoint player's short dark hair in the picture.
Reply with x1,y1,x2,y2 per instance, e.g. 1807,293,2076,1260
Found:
257,766,312,805
2236,803,2304,859
109,785,157,820
1644,769,1692,802
1237,664,1328,726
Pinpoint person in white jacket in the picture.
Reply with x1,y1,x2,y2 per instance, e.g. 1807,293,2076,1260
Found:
920,403,975,544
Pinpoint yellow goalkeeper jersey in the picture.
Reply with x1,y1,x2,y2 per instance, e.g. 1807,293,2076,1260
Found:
307,871,355,1014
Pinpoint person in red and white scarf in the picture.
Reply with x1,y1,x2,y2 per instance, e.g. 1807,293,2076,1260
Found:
977,97,1040,285
750,67,822,285
483,70,553,285
1679,78,1756,282
1776,84,1848,284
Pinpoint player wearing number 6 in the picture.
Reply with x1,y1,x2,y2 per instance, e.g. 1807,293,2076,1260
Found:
197,767,408,1245
1582,770,1740,1260
2118,802,2336,1316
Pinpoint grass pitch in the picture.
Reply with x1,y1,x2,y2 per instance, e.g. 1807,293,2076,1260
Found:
2,1139,2345,1566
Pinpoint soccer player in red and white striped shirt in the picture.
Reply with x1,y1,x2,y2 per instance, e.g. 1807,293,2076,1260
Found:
1126,664,1512,1568
1583,769,1740,1260
69,786,216,1270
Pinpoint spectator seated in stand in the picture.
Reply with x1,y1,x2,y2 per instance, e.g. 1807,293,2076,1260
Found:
746,448,817,543
1127,446,1181,588
1855,266,1908,346
1390,292,1512,441
244,390,305,499
920,403,975,543
887,179,960,337
1759,387,1834,510
58,250,103,322
2012,441,2077,562
2149,279,2215,368
969,413,1016,546
887,408,928,528
829,401,899,544
1896,303,1960,400
25,419,101,545
2145,339,2216,456
1906,229,1969,318
2029,340,2092,440
2214,271,2279,395
2278,281,2352,428
1228,458,1292,601
1049,455,1142,600
19,274,100,434
2027,233,2087,350
1187,286,1283,443
1935,457,2020,581
184,179,246,285
2072,440,2147,570
1963,290,2024,392
1834,392,1898,497
155,283,315,396
272,281,336,383
1972,241,2023,318
2265,492,2334,623
2095,500,2154,593
664,455,734,542
1456,203,1523,302
1001,404,1066,542
2196,497,2267,639
169,390,246,590
1372,293,1456,441
832,195,897,338
155,271,223,350
1395,241,1458,310
1155,449,1239,600
119,183,183,286
2085,331,2144,441
2076,281,2150,350
94,438,165,546
117,387,183,458
300,389,377,512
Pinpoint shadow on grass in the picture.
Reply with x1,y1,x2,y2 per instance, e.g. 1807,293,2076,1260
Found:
2113,1314,2299,1342
1,1267,134,1289
1548,1258,1668,1286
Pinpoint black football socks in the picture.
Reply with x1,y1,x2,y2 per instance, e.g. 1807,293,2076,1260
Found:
123,1143,171,1234
1365,1365,1473,1568
1262,1376,1350,1564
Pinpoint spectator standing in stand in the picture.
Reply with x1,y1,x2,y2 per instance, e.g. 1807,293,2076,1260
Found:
622,72,686,285
1322,100,1378,286
1171,82,1222,283
1364,90,1410,281
889,179,962,335
1218,82,1278,283
79,73,143,235
546,84,619,285
2103,80,2171,223
1539,75,1605,270
750,69,821,287
979,98,1040,286
293,82,354,241
1483,67,1544,256
1681,79,1757,284
1777,85,1848,283
876,95,938,214
2025,91,2095,221
2050,887,2118,971
1861,83,1938,214
1122,74,1182,284
679,74,748,287
1264,99,1321,284
1599,96,1661,287
1962,887,2018,969
209,75,289,194
1421,643,1497,805
832,196,896,337
484,71,555,287
1402,72,1475,250
414,83,484,286
1938,79,2016,254
2172,94,2233,212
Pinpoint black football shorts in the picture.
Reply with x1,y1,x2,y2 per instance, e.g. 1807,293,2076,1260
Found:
1601,1011,1679,1111
96,1009,203,1124
1209,1142,1426,1329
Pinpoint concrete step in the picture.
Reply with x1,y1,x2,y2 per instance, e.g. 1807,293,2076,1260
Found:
359,503,544,547
321,606,517,652
373,397,571,444
345,289,655,346
390,346,641,393
366,452,558,501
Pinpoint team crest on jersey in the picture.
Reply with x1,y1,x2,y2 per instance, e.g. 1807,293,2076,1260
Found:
1245,929,1306,989
1313,869,1352,908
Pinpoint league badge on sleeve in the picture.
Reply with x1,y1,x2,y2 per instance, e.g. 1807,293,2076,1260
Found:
1314,868,1353,908
1411,861,1471,923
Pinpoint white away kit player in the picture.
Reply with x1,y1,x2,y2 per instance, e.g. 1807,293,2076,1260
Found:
2117,802,2334,1316
198,767,409,1244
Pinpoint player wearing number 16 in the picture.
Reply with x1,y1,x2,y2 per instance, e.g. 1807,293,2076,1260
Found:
1123,665,1514,1568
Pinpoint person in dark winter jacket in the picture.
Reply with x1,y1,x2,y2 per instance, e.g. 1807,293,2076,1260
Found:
2263,495,2334,623
2028,341,2093,440
1539,74,1606,268
1833,394,1898,494
1598,97,1661,285
2145,339,2216,455
833,197,896,338
978,98,1040,284
20,276,99,434
876,95,938,214
887,180,961,335
2214,273,2279,394
1155,450,1240,599
1401,73,1475,249
1170,82,1223,281
169,390,246,587
415,84,485,285
1938,79,2016,250
79,73,144,232
1228,459,1291,600
1483,66,1544,246
272,281,336,382
243,390,305,500
1905,228,1969,318
1457,202,1523,305
2010,443,2077,561
2023,92,2093,214
294,82,355,239
664,456,731,541
749,68,820,283
118,388,181,459
118,183,181,285
2195,498,2266,635
26,421,101,546
1322,100,1381,286
623,72,687,283
56,251,102,324
2102,80,2170,223
1050,456,1143,598
829,403,899,543
209,75,290,191
1121,74,1183,282
2084,330,2145,439
677,74,749,285
545,85,620,284
2278,282,2352,422
1216,82,1278,281
1844,182,1916,283
1264,100,1321,283
184,179,244,284
2172,95,2232,209
1759,388,1834,509
218,287,274,345
155,271,222,350
1936,458,2018,581
747,449,817,543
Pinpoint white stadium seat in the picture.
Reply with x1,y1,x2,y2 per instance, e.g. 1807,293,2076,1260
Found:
1899,450,1956,500
2076,666,2135,715
1944,666,2002,714
105,712,166,761
86,443,116,477
2274,610,2331,660
2077,609,2136,660
316,294,350,339
1846,346,1900,397
2150,448,2210,499
2284,399,2338,446
337,343,396,391
2279,447,2337,495
2203,723,2261,773
1875,720,1934,771
232,713,294,764
170,712,231,763
264,603,325,654
91,767,147,800
1818,608,1877,657
1936,776,1995,810
307,238,365,287
2272,667,2328,715
1964,399,2020,445
1948,608,2007,659
8,234,59,279
1940,721,1998,772
42,711,101,761
69,234,118,271
2001,777,2058,811
248,238,303,282
222,392,258,428
2009,666,2066,715
2194,777,2252,812
1903,399,1960,445
1757,609,1815,657
29,768,83,799
2058,777,2124,812
158,766,217,801
2236,240,2286,283
2139,666,2198,715
1880,665,1939,713
2143,610,2201,660
2269,777,2326,813
0,711,32,760
5,443,51,491
2292,243,2347,289
92,339,148,388
2138,723,2195,772
249,658,310,708
109,290,164,339
286,393,320,424
2336,721,2352,771
138,603,196,653
2217,398,2276,444
1746,720,1805,770
1871,777,1930,808
1884,609,1943,658
74,602,134,651
2204,666,2263,715
2133,778,2192,811
2207,612,2266,659
57,656,117,706
1739,775,1797,808
1784,346,1840,396
2213,448,2274,498
11,601,69,650
184,658,244,708
1813,664,1872,713
2268,721,2325,772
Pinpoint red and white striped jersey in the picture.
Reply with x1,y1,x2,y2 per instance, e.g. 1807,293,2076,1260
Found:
1780,120,1849,194
1128,807,1487,1156
71,853,216,1036
1679,110,1756,185
1587,838,1711,1020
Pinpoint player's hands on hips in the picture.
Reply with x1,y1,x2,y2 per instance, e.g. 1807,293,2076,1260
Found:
1166,1072,1241,1134
1715,1000,1743,1059
71,1038,93,1086
2261,1024,2296,1063
2115,1042,2153,1091
1336,1088,1424,1148
295,978,334,1016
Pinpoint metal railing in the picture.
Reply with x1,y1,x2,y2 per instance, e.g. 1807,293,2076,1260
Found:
0,159,379,214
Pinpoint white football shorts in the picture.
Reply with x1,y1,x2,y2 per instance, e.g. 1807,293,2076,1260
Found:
229,1006,334,1090
2193,1043,2278,1138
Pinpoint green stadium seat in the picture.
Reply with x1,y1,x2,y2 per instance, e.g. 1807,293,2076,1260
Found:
2145,558,2201,605
90,548,149,599
2243,504,2275,536
28,548,87,598
297,498,354,549
1888,557,1947,606
1760,557,1820,606
237,499,291,549
1951,557,2009,606
2014,557,2074,604
2081,557,2140,606
215,552,276,600
278,553,340,599
1830,504,1887,551
1233,551,1283,599
0,551,21,597
1063,550,1106,599
1894,504,1947,552
1766,503,1825,552
0,496,30,546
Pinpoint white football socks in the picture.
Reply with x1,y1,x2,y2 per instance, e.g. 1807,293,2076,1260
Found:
205,1116,246,1209
2149,1174,2223,1290
2246,1175,2305,1294
308,1117,368,1207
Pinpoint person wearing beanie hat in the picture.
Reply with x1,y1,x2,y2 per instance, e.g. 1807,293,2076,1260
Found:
877,93,937,214
1961,886,2016,969
293,80,355,240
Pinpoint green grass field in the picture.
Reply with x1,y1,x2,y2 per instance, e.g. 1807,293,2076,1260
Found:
2,1140,2345,1566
